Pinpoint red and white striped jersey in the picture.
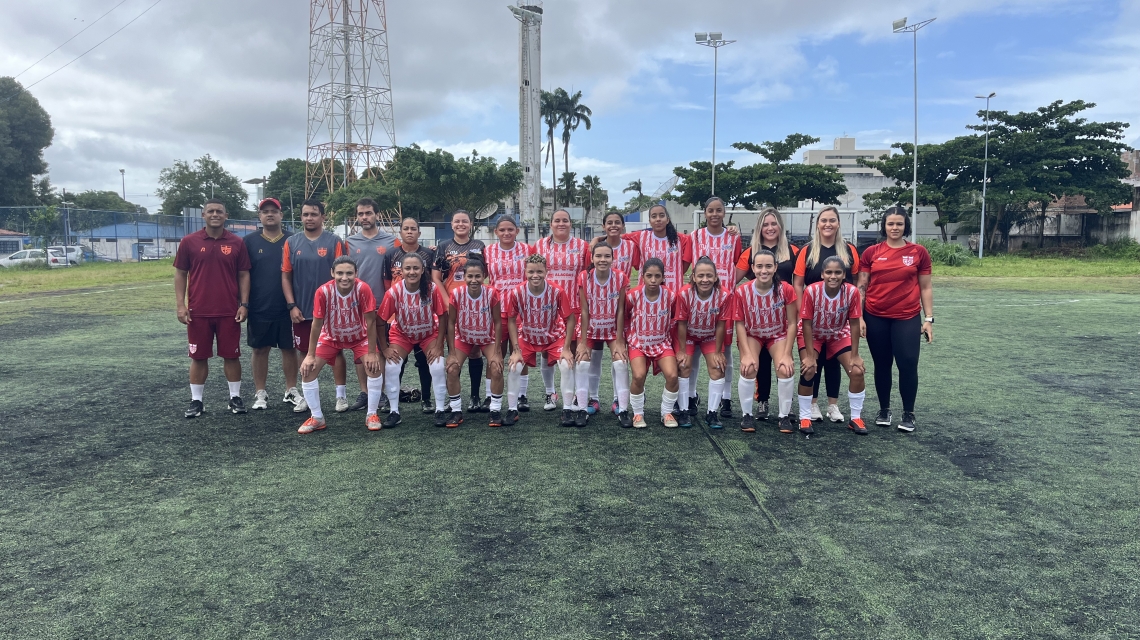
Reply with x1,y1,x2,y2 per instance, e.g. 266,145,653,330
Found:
734,281,797,340
450,285,499,346
690,227,742,291
377,281,447,342
504,283,571,346
577,269,628,341
799,281,861,340
534,236,590,312
484,241,535,296
632,230,692,292
676,284,733,342
625,285,677,357
313,280,376,345
603,237,640,280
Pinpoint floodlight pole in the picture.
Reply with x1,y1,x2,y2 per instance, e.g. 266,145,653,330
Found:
976,92,995,258
695,34,735,197
894,17,934,242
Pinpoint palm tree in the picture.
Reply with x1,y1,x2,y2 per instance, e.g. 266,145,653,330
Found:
558,171,578,207
559,90,592,177
541,89,567,214
581,175,602,223
623,179,647,215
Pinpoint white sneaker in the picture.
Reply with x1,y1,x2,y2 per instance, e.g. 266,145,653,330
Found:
810,403,823,422
293,395,309,413
826,404,844,423
335,397,350,413
543,393,558,411
282,387,301,405
252,390,269,410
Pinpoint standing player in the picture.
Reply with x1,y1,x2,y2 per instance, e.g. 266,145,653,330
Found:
382,217,438,414
282,199,349,411
632,204,691,293
625,258,683,429
244,198,301,411
296,257,384,434
445,260,504,427
434,209,488,413
857,207,934,433
375,253,449,428
575,242,630,427
345,197,398,412
792,206,860,423
675,258,732,429
504,255,576,425
533,209,589,411
484,216,535,411
585,211,639,415
174,198,251,417
798,256,867,436
734,250,799,434
687,196,743,419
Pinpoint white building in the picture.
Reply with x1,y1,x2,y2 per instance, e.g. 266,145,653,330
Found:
803,137,891,177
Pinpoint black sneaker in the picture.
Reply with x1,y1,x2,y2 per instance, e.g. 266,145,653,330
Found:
229,396,247,414
561,409,575,426
706,411,723,430
446,410,464,428
348,391,368,412
688,393,700,417
740,415,756,432
467,395,485,413
504,409,519,426
778,415,796,434
480,396,492,412
617,410,633,428
875,408,893,427
489,410,503,427
898,411,916,433
574,410,589,427
378,394,390,413
518,395,531,412
755,400,769,421
383,411,402,428
673,401,682,416
434,410,449,427
798,418,815,436
719,398,734,419
421,399,434,414
678,410,693,428
184,399,203,418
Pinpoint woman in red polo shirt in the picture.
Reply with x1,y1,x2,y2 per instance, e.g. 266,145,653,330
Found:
857,207,933,434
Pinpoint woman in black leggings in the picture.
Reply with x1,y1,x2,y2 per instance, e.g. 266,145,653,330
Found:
857,207,933,433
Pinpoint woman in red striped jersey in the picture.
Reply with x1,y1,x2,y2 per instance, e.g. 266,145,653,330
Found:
797,256,867,436
632,204,692,293
584,211,639,414
484,216,536,411
445,260,504,428
297,257,384,434
856,207,933,433
576,242,631,427
505,255,581,425
686,196,744,419
375,253,450,429
533,209,590,411
675,258,732,429
625,258,684,429
734,250,799,434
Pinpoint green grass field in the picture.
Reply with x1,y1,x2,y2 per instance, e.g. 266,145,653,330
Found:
1,269,1138,639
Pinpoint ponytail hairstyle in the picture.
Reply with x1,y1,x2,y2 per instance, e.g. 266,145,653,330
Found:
807,205,851,269
689,256,721,296
648,204,679,248
641,257,666,278
703,196,726,221
753,248,782,303
495,215,518,231
400,252,432,303
464,258,486,277
589,240,613,273
751,207,791,263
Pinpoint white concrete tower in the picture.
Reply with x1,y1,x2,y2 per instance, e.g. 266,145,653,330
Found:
509,2,543,239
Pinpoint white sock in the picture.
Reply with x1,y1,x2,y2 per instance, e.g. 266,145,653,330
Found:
541,356,556,394
589,349,603,400
612,360,630,411
678,377,690,411
721,348,733,401
558,360,576,409
190,384,204,402
777,377,795,417
384,360,402,414
366,375,383,414
630,392,645,416
336,384,346,399
798,394,813,420
228,380,241,398
519,373,530,397
707,377,724,409
574,361,591,409
739,376,755,416
490,393,503,412
661,389,679,416
429,358,448,412
302,379,323,419
449,394,462,411
507,363,523,410
849,390,865,420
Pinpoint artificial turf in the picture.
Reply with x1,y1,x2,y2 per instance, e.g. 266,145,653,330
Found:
1,280,1137,639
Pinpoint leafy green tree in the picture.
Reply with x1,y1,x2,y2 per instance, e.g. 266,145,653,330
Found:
559,90,592,177
382,145,523,223
672,161,748,211
324,176,400,225
0,77,55,206
731,134,847,209
155,155,249,218
580,175,603,223
26,205,61,243
65,190,143,213
622,180,651,213
558,171,578,207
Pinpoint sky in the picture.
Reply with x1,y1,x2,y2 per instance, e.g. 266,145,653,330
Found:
4,0,1139,212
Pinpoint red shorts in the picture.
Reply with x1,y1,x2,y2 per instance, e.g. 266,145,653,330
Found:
187,316,242,360
315,338,370,364
743,330,790,353
293,320,313,354
629,345,675,375
453,339,493,358
388,326,441,355
685,336,720,356
518,339,565,368
798,335,852,359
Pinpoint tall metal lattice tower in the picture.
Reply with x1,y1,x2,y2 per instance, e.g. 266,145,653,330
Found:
306,0,396,199
509,2,542,239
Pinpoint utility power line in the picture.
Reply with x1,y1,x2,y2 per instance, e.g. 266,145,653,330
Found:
13,0,132,80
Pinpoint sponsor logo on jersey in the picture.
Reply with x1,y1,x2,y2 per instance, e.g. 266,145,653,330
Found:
317,247,328,257
902,255,914,266
200,247,207,252
220,245,232,255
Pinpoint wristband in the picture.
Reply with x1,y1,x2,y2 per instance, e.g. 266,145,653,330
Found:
286,302,297,311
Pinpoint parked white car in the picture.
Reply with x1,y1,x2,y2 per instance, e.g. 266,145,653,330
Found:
0,249,69,268
47,245,85,265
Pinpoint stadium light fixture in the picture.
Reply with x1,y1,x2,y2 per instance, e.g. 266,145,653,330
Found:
694,32,707,42
892,17,907,31
976,92,996,258
694,32,736,197
893,16,935,242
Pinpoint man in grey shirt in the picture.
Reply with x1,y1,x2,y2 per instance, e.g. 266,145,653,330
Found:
344,197,398,410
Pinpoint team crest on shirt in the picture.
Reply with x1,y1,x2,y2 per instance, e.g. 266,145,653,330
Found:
188,343,197,354
376,246,386,254
902,255,914,266
221,245,232,255
317,247,328,257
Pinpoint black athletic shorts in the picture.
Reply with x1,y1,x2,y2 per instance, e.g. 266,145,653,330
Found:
246,318,295,349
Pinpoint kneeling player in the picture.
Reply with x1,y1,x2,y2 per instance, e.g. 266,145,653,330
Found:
798,256,866,436
297,257,384,434
676,258,732,429
625,258,682,429
445,260,505,427
734,250,798,434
